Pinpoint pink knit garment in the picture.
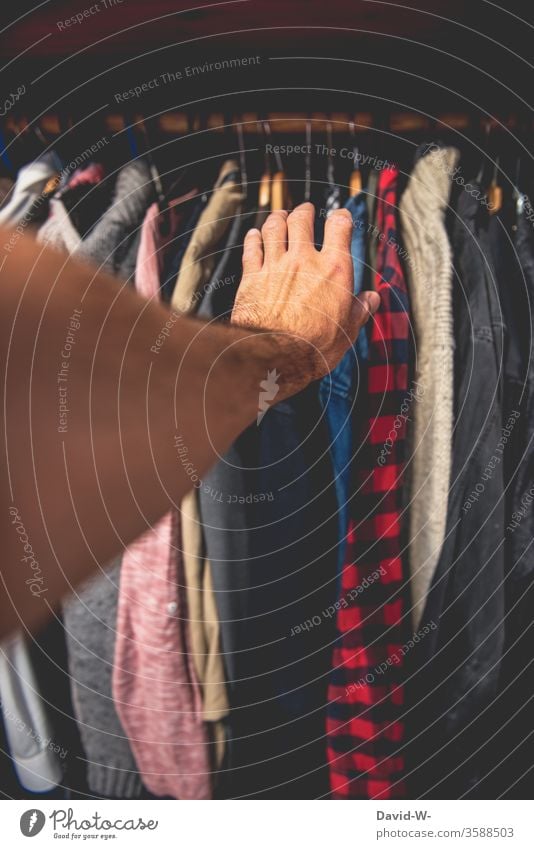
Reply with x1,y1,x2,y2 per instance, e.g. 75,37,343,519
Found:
113,194,211,800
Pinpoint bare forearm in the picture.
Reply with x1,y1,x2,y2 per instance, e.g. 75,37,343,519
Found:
0,232,311,637
0,203,378,638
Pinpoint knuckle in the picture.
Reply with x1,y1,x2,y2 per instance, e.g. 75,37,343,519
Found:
330,256,352,277
329,262,345,277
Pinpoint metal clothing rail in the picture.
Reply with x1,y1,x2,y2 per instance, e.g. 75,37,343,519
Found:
5,111,526,138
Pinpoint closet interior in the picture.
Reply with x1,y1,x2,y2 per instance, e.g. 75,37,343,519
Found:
0,0,533,801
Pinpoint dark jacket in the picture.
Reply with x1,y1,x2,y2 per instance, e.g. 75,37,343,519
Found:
406,186,506,798
476,192,534,798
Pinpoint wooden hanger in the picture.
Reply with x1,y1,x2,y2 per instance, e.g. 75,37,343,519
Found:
258,120,271,208
304,118,312,202
269,123,291,210
476,121,502,214
488,153,502,214
271,171,292,209
348,120,362,197
236,119,248,199
258,171,271,207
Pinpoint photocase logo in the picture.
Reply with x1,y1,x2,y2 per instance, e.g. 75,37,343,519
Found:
257,369,280,424
20,809,46,837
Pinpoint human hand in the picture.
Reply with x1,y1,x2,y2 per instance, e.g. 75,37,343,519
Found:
231,203,379,382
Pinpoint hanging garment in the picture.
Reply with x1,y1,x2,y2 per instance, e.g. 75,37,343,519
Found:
0,151,61,226
161,193,208,302
163,168,245,776
135,191,198,300
171,161,243,313
175,189,236,764
502,192,534,591
487,190,534,798
314,183,344,247
366,168,380,277
61,560,143,797
113,189,215,800
0,614,85,799
466,192,534,798
39,158,153,282
327,166,411,800
320,190,369,581
170,167,247,768
56,167,115,239
196,208,248,320
181,492,229,770
399,146,459,627
405,183,505,799
37,158,156,798
114,512,210,800
196,213,338,799
0,636,63,793
76,159,152,281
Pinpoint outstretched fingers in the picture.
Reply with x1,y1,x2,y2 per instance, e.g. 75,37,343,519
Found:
321,208,353,271
287,202,315,249
242,228,264,274
261,210,288,263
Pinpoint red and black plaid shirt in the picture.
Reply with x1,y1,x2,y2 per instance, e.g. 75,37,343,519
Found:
326,167,411,799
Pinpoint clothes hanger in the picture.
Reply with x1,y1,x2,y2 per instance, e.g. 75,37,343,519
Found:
35,121,62,196
475,120,502,214
136,113,165,206
134,110,181,236
23,118,62,203
57,110,79,170
269,120,291,211
270,173,286,209
488,151,502,215
155,110,218,224
236,118,248,198
475,120,491,187
257,118,272,209
325,118,341,210
348,120,362,197
487,119,505,216
326,120,335,191
304,117,312,202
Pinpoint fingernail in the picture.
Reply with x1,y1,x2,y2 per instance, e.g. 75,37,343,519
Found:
362,291,380,315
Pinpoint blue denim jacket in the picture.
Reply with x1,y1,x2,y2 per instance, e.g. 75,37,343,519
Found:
319,192,368,578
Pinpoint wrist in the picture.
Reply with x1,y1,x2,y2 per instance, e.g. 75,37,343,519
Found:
227,328,321,408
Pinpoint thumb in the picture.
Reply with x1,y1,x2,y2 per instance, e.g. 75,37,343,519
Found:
350,290,380,339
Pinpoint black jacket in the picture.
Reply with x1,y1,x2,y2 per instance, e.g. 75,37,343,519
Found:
406,186,506,798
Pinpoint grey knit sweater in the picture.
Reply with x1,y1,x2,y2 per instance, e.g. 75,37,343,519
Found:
399,147,459,628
